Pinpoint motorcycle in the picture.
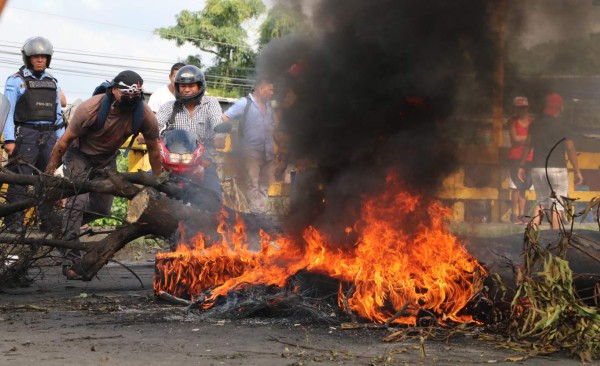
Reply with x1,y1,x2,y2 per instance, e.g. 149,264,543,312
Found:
158,123,232,249
158,129,207,184
159,123,232,179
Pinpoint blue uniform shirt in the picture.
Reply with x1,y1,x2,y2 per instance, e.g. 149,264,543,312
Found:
3,67,64,142
224,94,275,161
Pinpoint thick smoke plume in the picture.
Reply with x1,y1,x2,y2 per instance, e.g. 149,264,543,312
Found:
257,1,502,242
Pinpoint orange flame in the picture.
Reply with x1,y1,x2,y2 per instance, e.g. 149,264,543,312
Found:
155,173,485,324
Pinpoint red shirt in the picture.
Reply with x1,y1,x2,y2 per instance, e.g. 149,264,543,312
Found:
508,116,533,161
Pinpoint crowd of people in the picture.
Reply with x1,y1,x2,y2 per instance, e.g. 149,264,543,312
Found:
1,36,285,279
1,35,590,278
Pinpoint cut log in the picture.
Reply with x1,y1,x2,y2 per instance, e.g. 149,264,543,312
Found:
126,187,219,238
56,186,222,281
126,188,181,237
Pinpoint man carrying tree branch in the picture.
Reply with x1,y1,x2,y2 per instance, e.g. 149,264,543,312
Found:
45,70,162,279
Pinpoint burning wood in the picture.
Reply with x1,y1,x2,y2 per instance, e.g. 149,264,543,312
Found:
155,175,486,325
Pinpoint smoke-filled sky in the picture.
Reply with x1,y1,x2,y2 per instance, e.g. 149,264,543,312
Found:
516,0,600,48
258,0,500,240
258,0,600,242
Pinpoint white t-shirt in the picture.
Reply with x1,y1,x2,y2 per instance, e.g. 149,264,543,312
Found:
148,85,175,113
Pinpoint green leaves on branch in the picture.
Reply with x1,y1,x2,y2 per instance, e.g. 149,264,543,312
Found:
510,222,600,362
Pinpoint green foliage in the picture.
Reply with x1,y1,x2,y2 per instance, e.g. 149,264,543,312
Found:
183,55,204,68
155,0,266,96
258,4,307,49
206,87,244,99
504,206,600,362
116,152,128,172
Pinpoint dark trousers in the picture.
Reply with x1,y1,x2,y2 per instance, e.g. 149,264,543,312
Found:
61,148,116,239
5,126,58,228
187,162,222,213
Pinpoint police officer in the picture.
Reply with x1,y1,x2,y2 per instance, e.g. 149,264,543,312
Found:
3,36,64,232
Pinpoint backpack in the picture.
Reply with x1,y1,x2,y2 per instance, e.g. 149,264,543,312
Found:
91,81,144,157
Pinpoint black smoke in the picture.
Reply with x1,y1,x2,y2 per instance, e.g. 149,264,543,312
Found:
257,1,504,243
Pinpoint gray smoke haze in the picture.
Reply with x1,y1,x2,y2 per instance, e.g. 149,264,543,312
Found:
253,0,600,245
514,0,600,48
256,0,504,242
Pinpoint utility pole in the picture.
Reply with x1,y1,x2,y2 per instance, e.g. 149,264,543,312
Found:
492,0,506,148
491,0,506,223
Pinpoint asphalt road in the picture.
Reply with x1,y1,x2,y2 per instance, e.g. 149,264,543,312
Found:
0,263,588,366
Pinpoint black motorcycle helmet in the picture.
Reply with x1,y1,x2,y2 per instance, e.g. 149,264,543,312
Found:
174,65,205,104
21,36,54,68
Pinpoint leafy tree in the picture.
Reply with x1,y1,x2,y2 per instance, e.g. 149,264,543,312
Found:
258,4,307,49
183,55,204,69
155,0,266,96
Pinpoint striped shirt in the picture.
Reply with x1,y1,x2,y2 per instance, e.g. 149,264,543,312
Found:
155,95,223,142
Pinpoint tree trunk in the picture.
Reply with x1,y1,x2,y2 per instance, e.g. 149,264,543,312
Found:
126,187,219,239
77,224,151,281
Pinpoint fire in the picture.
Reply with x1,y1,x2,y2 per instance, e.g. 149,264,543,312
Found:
155,173,485,325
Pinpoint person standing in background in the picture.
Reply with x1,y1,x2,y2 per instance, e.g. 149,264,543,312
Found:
223,77,276,215
2,36,65,233
519,93,584,228
148,62,186,113
507,96,533,224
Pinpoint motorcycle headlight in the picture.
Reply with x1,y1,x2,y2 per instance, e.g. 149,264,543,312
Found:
169,153,182,163
181,153,194,164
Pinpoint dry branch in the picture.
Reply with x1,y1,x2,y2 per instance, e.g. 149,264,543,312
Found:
75,224,151,281
0,171,184,207
0,234,91,251
157,290,192,306
0,171,220,283
384,302,411,327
